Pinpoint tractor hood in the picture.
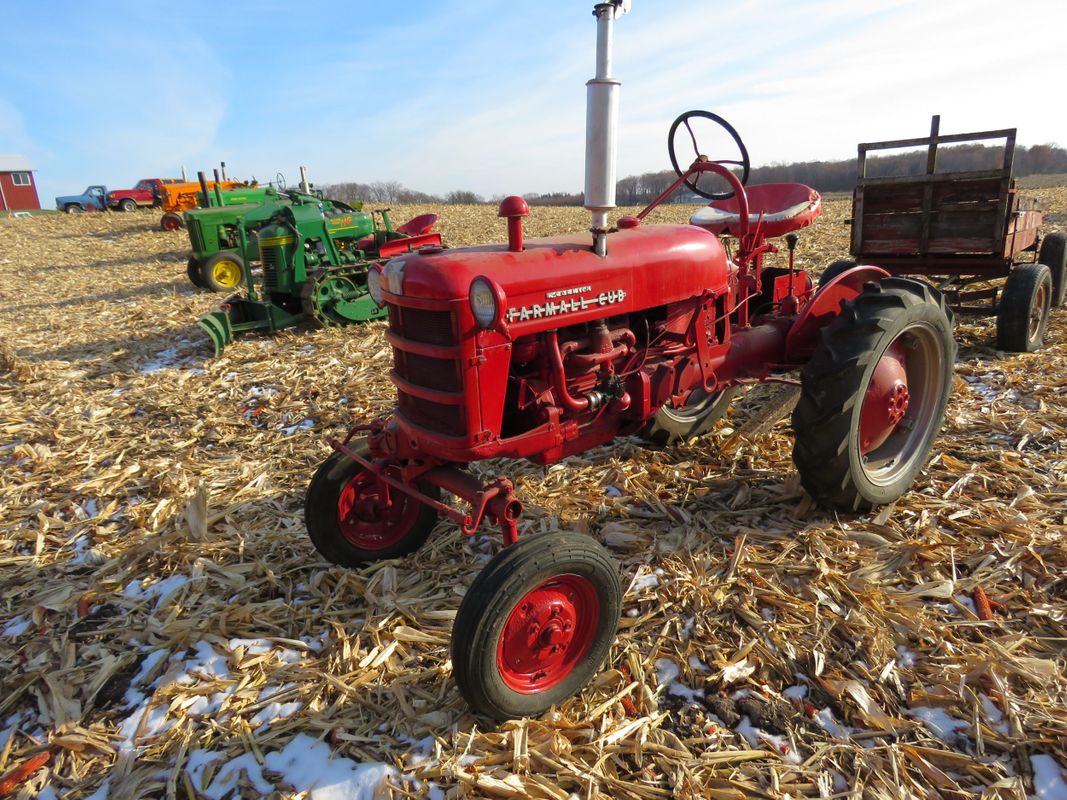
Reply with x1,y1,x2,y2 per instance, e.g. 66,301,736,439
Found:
186,203,264,223
383,223,730,331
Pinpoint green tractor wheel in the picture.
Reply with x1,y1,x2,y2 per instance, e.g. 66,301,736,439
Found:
301,269,385,328
200,252,246,293
186,256,206,289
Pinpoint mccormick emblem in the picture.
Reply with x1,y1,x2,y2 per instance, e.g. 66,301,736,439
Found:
506,286,627,323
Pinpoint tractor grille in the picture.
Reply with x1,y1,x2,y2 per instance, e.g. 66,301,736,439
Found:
394,350,460,393
389,306,456,345
387,304,466,437
262,245,281,290
398,394,466,435
188,225,204,252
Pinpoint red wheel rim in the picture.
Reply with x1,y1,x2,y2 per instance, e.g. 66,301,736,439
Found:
497,574,600,693
162,215,181,231
336,470,421,550
859,339,910,455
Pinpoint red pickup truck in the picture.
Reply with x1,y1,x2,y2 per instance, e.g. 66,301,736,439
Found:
107,178,182,212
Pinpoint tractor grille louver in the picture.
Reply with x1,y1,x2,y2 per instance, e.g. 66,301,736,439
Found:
262,246,281,290
188,225,204,253
390,307,456,345
387,303,466,437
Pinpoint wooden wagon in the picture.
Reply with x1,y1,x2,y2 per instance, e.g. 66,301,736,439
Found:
828,116,1066,352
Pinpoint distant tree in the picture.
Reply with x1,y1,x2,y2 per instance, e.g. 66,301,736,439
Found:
445,190,485,204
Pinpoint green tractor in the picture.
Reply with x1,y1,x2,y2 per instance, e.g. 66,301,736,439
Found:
197,200,441,355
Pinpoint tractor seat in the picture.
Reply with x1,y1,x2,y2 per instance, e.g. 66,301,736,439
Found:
689,183,821,238
395,213,438,236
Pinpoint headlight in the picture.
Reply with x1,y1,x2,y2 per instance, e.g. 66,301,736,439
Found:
469,276,500,329
367,266,384,306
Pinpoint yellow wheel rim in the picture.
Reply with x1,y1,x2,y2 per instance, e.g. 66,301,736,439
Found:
212,259,241,288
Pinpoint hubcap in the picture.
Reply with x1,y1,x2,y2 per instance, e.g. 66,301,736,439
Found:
858,324,944,485
163,216,180,230
1029,284,1046,340
497,575,599,693
336,469,420,550
212,260,242,288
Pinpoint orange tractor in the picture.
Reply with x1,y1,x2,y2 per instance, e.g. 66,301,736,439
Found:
158,179,263,231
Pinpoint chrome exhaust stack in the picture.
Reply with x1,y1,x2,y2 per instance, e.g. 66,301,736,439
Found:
584,1,629,257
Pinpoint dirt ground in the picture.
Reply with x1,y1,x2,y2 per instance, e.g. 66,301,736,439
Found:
1,194,1065,799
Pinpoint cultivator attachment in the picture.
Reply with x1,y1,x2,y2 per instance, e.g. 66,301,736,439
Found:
198,296,305,356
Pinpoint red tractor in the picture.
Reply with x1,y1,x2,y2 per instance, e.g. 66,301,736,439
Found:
305,1,956,720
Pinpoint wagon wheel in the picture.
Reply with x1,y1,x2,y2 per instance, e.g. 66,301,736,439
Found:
641,387,740,446
667,110,750,200
1038,232,1067,306
996,263,1052,352
792,277,955,511
200,252,245,293
304,445,440,566
451,531,622,720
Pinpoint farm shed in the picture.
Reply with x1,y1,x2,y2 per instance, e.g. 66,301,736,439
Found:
0,154,41,211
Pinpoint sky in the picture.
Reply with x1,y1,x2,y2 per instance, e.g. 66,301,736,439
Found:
2,0,1066,206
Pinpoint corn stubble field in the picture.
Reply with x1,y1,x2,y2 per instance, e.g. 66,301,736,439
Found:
1,192,1065,800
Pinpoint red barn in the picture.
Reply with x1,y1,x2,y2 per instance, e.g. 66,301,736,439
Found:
0,155,41,211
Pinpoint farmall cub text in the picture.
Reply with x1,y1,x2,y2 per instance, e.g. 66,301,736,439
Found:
305,2,956,720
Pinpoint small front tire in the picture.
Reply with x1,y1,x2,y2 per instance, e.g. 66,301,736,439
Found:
200,252,246,293
792,277,955,511
996,263,1052,352
304,445,440,566
160,212,184,231
452,531,622,721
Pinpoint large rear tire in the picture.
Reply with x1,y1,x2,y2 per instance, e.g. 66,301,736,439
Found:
304,445,440,566
817,258,857,288
792,277,955,511
996,263,1052,352
1038,233,1066,307
452,531,621,721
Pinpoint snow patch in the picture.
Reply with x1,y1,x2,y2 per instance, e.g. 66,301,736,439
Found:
907,706,969,743
1031,755,1067,800
1,615,30,637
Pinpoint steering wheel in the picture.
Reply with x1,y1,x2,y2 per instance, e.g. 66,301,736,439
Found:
667,110,750,200
275,172,287,191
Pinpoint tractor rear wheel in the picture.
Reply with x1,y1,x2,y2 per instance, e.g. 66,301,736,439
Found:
641,388,739,445
160,212,184,231
1038,232,1066,306
119,198,137,212
200,252,245,293
996,263,1052,352
817,258,857,288
452,531,621,721
304,445,440,566
792,277,954,511
186,257,205,289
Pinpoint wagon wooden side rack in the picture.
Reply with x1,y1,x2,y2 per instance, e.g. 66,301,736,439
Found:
826,116,1066,352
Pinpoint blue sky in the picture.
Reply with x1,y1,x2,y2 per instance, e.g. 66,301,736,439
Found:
2,0,1065,205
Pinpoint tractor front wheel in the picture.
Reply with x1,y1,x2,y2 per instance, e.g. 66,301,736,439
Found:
119,198,137,212
996,263,1052,352
304,445,440,566
160,212,184,231
200,252,245,293
1038,233,1066,307
792,277,955,511
452,531,621,721
186,257,207,289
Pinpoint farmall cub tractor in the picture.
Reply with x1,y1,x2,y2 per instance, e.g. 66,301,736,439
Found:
305,2,956,720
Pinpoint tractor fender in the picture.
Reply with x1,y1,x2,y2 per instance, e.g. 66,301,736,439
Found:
784,265,890,360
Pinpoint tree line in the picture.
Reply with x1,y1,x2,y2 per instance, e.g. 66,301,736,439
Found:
321,142,1067,206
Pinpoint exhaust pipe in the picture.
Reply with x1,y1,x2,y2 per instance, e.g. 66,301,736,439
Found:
584,1,629,257
220,161,228,181
299,166,310,194
212,169,224,207
197,171,210,208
